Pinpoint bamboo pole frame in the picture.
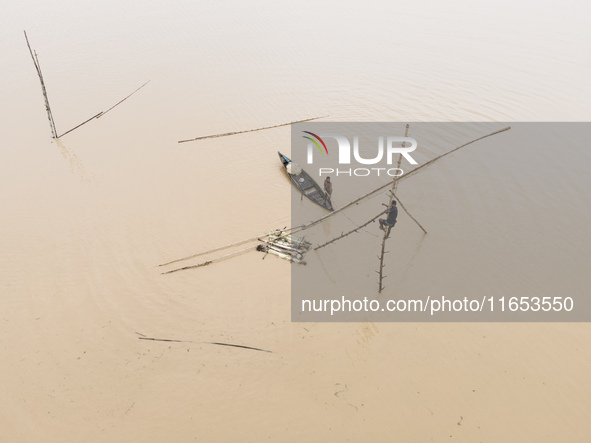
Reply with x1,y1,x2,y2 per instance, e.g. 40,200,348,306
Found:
24,31,58,138
24,31,149,139
160,126,511,274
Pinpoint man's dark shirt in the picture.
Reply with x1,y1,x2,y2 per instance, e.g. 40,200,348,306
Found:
386,206,398,225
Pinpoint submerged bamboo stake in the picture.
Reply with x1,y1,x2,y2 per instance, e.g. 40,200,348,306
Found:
314,210,386,250
177,115,329,143
24,31,58,138
377,238,388,293
378,124,409,293
377,194,397,292
377,202,398,292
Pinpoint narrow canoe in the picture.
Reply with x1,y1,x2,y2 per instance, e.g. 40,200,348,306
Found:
278,152,333,211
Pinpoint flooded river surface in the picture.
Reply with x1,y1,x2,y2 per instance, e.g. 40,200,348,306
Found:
2,0,591,441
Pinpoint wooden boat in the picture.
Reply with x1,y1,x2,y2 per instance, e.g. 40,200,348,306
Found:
278,152,333,211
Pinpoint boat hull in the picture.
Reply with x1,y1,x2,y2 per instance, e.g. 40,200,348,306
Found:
278,152,333,211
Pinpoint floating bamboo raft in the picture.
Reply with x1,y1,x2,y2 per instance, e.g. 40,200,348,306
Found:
257,230,311,265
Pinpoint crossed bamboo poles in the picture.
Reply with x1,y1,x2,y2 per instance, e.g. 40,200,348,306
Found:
24,31,149,139
25,31,326,141
160,126,511,288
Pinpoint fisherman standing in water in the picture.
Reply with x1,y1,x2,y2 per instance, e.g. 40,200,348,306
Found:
379,200,398,237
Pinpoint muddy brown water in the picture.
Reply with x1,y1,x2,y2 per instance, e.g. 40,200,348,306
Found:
2,1,591,441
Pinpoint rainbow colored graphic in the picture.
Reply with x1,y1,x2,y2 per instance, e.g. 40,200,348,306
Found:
302,131,328,155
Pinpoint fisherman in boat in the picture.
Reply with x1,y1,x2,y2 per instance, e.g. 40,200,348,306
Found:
379,200,398,233
323,176,333,209
324,176,332,198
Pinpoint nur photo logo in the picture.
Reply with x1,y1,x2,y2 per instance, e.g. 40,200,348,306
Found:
302,129,419,177
302,131,329,155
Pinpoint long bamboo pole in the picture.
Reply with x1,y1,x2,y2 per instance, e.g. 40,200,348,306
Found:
378,124,409,292
56,81,150,138
178,116,328,143
138,336,272,353
159,234,266,267
402,126,511,182
24,31,58,138
390,190,427,234
96,81,150,118
56,112,103,138
162,245,255,274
